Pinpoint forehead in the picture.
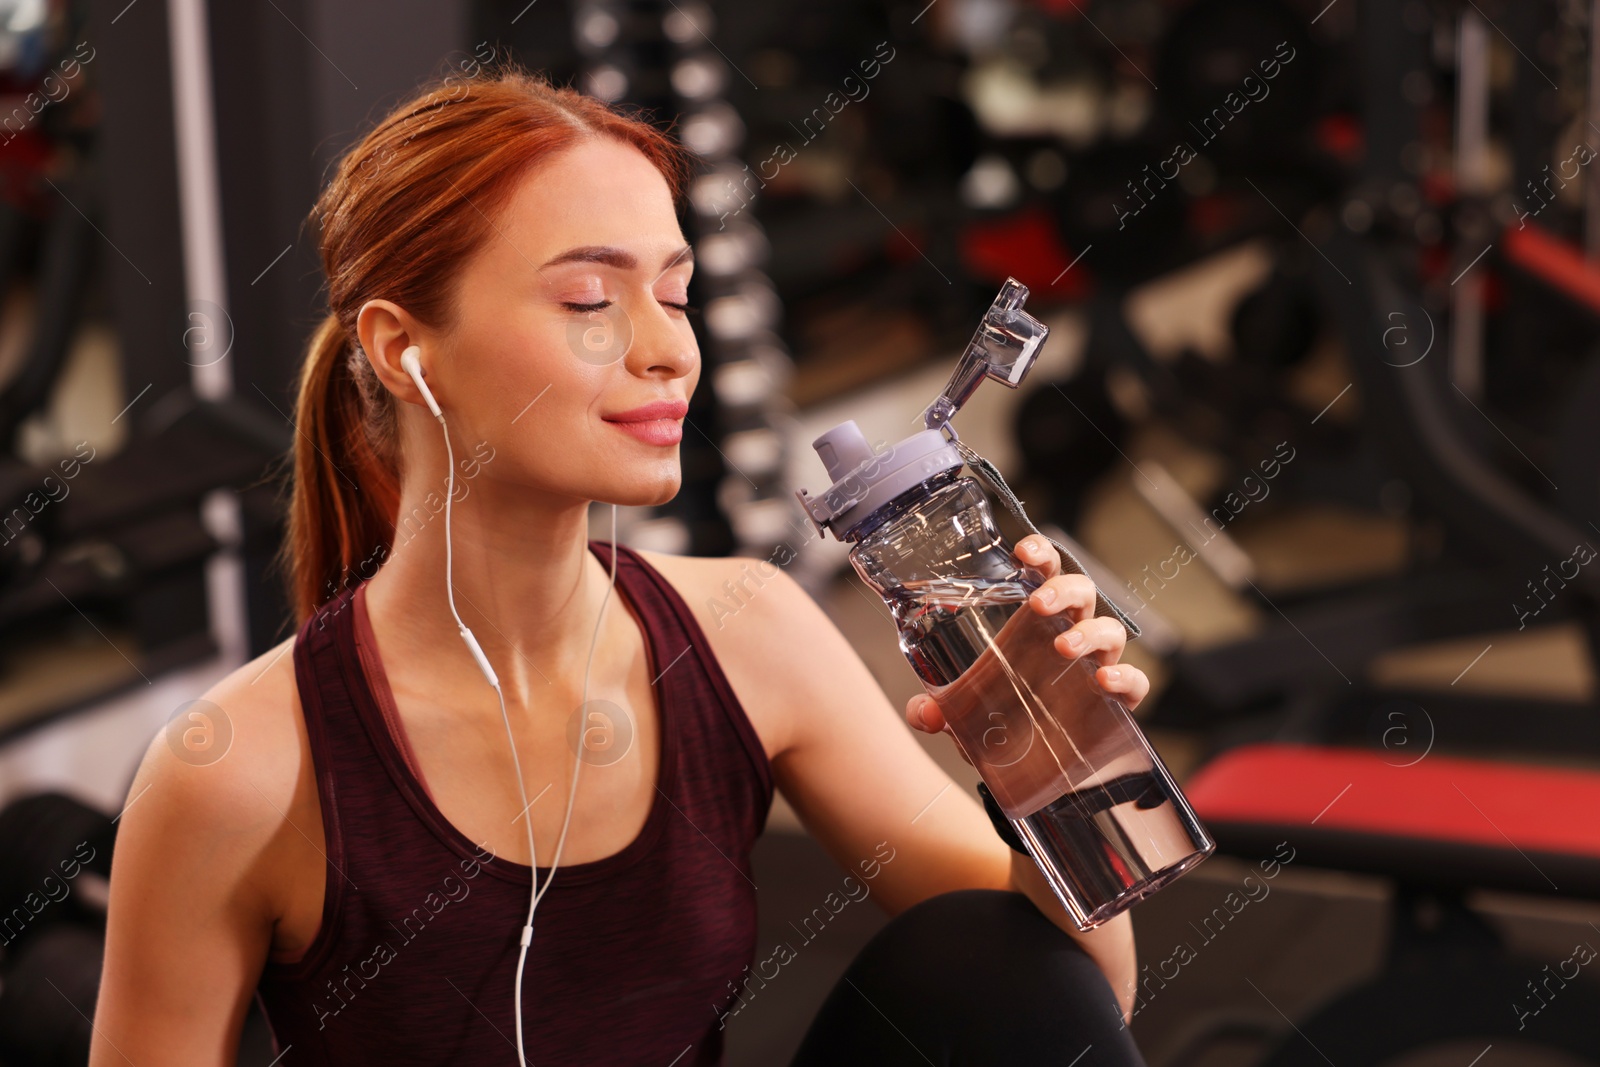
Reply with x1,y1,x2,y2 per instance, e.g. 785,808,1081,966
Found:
494,137,685,263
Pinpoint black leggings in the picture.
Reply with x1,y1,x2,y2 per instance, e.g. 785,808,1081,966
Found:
788,889,1149,1067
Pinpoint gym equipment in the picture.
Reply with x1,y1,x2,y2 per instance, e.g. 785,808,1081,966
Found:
1011,364,1129,534
0,922,102,1067
1229,261,1319,375
0,23,290,736
0,792,110,1066
0,170,96,447
1152,0,1320,168
1176,746,1600,1065
1142,2,1600,1063
1029,0,1600,759
0,389,290,741
0,791,278,1065
0,452,50,595
0,792,113,951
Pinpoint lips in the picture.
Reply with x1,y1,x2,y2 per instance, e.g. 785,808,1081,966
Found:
602,398,689,423
602,397,687,447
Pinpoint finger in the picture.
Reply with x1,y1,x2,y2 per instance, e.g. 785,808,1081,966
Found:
1053,615,1129,668
906,694,947,733
1027,572,1097,623
1013,534,1060,579
1095,662,1151,711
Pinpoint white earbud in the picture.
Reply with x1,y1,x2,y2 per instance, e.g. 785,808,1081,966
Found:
401,344,443,418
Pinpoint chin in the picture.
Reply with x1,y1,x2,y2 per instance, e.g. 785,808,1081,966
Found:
604,475,682,510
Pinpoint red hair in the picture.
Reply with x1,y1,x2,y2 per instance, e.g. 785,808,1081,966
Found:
275,68,695,626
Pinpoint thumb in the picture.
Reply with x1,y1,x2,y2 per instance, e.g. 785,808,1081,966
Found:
906,694,947,733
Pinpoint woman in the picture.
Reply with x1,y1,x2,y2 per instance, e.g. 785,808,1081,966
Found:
91,68,1152,1066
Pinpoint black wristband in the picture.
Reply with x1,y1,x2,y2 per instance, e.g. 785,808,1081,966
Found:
976,781,1029,855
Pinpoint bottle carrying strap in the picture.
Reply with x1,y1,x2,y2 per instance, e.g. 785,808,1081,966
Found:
950,435,1142,642
976,781,1029,855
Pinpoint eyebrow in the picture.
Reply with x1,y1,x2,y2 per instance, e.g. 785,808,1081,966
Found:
538,244,695,273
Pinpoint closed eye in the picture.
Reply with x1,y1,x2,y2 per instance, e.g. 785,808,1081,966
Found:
561,299,698,315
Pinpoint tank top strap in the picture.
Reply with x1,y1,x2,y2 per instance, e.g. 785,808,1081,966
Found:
283,584,382,976
588,539,774,830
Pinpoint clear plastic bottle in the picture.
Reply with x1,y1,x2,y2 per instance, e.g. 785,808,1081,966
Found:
851,466,1212,929
797,277,1212,930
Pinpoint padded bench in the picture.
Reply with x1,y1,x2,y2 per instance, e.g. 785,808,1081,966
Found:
1162,742,1600,1066
1184,742,1600,898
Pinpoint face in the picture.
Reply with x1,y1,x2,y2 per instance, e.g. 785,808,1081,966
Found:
410,137,699,509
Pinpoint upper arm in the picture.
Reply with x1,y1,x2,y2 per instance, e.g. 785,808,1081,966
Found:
749,567,1012,916
92,643,303,1066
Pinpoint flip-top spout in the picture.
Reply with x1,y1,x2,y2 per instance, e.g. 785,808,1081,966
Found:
797,277,1053,542
919,277,1049,431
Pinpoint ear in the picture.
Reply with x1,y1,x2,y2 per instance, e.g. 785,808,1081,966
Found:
357,299,434,408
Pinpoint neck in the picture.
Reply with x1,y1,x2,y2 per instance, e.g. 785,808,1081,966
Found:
362,474,624,713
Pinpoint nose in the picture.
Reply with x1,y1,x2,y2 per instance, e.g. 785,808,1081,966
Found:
624,293,697,382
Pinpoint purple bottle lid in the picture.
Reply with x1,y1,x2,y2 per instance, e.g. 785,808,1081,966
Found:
794,420,963,542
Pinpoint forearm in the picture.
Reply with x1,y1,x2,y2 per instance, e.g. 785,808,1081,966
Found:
1007,850,1137,1022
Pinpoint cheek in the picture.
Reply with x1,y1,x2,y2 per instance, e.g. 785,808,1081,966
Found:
453,321,590,430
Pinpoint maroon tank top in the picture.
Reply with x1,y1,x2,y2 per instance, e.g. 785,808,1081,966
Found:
255,540,774,1065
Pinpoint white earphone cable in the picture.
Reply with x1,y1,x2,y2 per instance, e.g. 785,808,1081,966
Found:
433,407,616,1067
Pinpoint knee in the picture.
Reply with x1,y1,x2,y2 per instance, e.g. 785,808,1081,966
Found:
862,888,1111,1000
885,888,1048,952
809,890,1141,1062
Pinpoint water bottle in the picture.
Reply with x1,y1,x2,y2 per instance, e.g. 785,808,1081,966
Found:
796,278,1213,930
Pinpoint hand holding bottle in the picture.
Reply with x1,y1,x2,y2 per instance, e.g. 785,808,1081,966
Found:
903,535,1150,760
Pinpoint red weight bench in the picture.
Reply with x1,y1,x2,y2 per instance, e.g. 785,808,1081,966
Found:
1163,743,1600,1066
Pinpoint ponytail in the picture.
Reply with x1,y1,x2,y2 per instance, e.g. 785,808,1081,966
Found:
279,312,400,626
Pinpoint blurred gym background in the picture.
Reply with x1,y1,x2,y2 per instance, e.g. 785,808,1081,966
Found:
3,0,1600,1063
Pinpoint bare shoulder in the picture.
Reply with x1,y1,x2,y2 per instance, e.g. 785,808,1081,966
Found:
95,631,326,1059
113,631,315,923
187,632,312,806
631,547,814,759
631,545,805,655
